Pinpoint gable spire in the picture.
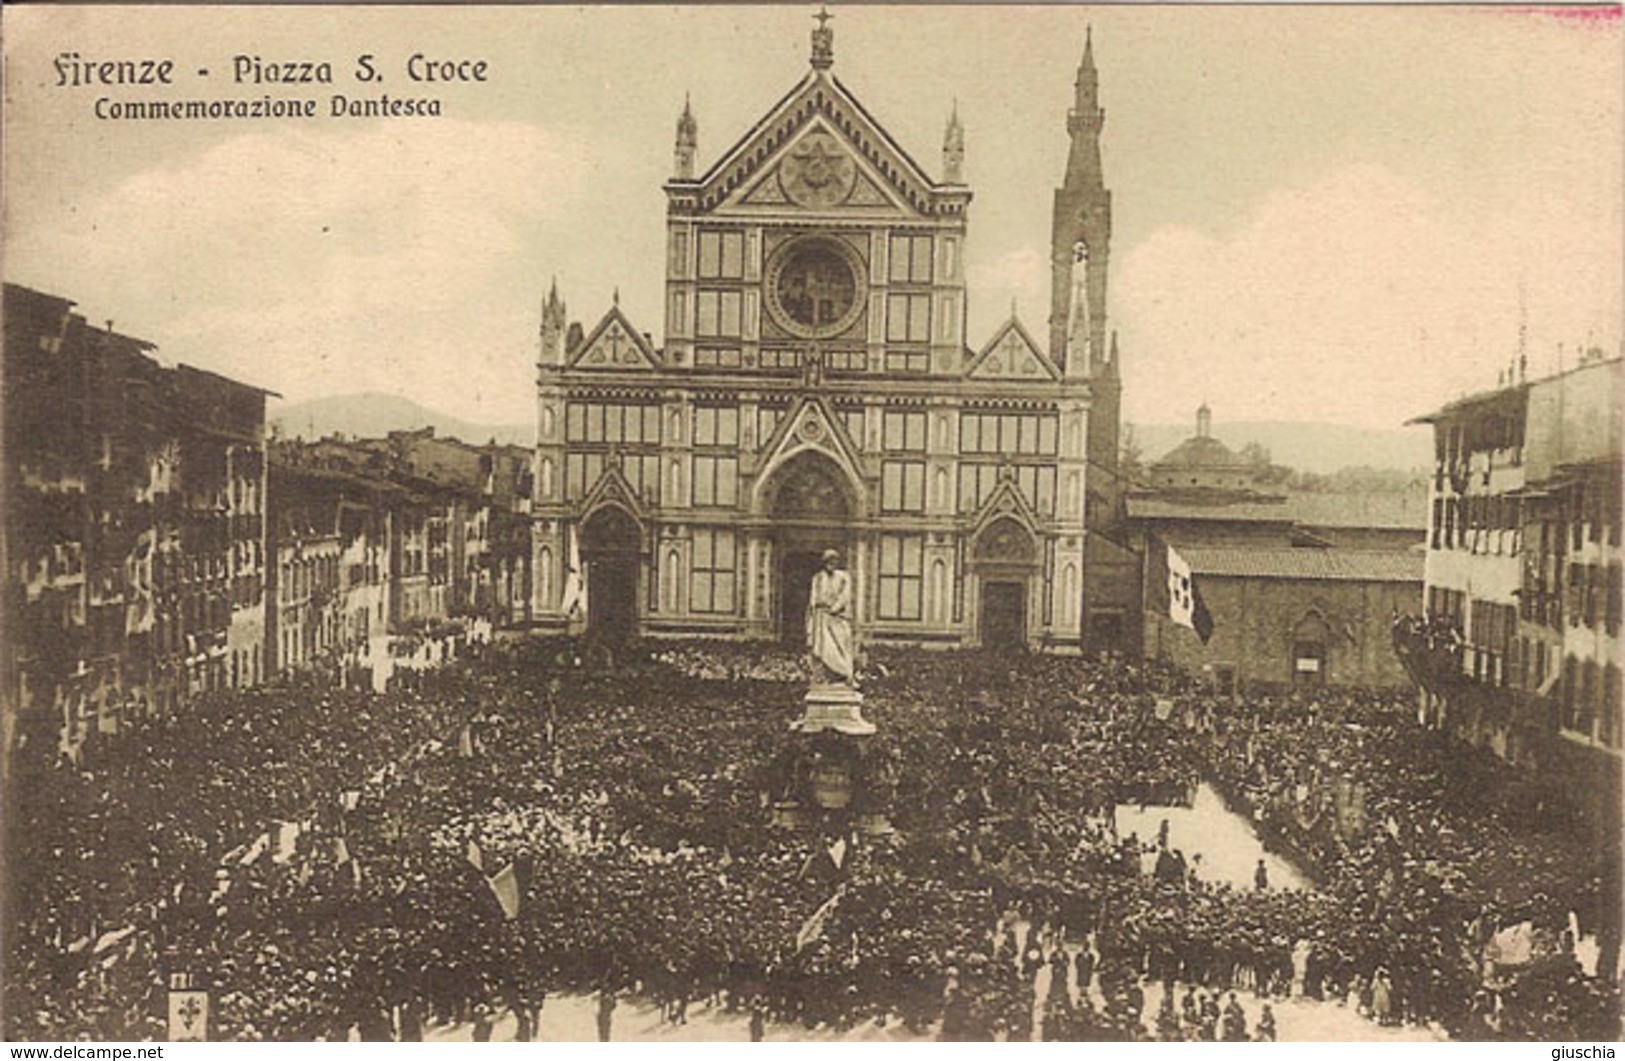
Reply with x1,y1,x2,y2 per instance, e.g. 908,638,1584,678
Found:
810,6,834,71
942,98,965,184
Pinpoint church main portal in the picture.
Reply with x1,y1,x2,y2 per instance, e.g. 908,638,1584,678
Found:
765,451,852,644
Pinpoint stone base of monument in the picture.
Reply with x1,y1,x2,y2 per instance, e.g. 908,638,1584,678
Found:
790,683,875,736
769,692,891,835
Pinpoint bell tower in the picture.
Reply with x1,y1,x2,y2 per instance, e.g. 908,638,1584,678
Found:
1049,28,1120,512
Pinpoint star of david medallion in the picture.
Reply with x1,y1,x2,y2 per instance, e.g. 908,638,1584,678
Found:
779,132,857,208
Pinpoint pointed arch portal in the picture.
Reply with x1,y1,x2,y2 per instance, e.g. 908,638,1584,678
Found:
761,450,856,645
580,506,641,643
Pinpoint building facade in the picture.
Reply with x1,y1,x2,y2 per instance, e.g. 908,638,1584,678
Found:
3,283,270,762
1130,406,1427,690
533,21,1126,651
1399,353,1621,841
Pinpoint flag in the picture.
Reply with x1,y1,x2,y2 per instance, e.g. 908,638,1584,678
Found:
489,863,521,920
466,840,484,872
331,837,351,865
168,990,209,1042
828,837,848,871
1486,922,1534,967
1148,536,1214,644
560,523,588,620
458,724,475,759
271,821,302,864
795,884,846,953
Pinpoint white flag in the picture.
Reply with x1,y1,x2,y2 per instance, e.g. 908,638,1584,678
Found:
489,863,521,920
560,524,588,619
1167,544,1196,628
795,884,846,953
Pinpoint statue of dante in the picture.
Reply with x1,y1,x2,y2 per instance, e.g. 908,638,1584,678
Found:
806,548,856,686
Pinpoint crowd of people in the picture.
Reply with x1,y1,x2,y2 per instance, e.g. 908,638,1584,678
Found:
4,637,1619,1041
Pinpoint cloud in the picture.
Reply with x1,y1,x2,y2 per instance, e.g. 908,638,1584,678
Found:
967,246,1048,318
6,119,589,424
1114,163,1621,429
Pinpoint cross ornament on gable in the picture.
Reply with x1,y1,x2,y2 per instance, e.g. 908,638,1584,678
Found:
814,7,832,31
605,325,628,363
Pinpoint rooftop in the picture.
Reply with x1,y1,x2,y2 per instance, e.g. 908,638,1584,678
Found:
1183,546,1424,583
1128,490,1428,531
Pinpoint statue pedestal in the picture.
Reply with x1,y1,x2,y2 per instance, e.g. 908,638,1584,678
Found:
771,684,889,835
791,683,875,736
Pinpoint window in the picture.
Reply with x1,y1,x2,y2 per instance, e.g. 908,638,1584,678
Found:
888,234,933,284
691,456,738,507
694,348,742,369
671,230,690,277
839,408,865,448
960,412,1058,456
757,407,782,446
690,529,736,613
881,461,925,513
886,293,931,343
759,348,801,372
1016,465,1057,516
878,534,924,621
696,291,743,338
885,351,929,374
882,410,926,452
958,464,999,514
693,405,740,447
697,230,745,279
1608,562,1622,637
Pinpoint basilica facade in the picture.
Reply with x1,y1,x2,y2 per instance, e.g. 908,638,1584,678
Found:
533,19,1126,651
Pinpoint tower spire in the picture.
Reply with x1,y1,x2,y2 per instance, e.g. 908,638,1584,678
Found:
942,98,965,184
810,6,834,70
673,93,698,180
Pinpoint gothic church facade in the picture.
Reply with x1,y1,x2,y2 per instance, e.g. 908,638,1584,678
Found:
534,19,1125,651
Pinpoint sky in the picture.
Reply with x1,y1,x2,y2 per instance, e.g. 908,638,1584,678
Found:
4,4,1621,435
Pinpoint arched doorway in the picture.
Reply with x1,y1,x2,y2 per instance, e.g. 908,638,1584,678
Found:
762,451,854,645
580,506,640,643
973,518,1038,650
1291,612,1331,686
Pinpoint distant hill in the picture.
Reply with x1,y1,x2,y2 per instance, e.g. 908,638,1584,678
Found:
270,394,531,447
1129,420,1431,476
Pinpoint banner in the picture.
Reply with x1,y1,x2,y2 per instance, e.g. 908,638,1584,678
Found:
489,862,521,920
795,884,846,953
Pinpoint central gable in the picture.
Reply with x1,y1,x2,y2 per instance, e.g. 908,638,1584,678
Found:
685,72,944,219
727,119,915,218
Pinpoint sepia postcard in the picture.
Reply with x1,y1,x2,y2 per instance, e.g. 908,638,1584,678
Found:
2,2,1621,1046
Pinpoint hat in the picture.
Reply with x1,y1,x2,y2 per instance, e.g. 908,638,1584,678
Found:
821,548,840,561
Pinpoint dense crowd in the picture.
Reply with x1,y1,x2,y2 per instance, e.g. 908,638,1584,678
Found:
4,638,1619,1041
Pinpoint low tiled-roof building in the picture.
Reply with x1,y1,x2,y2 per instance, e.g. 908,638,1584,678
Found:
1129,406,1426,691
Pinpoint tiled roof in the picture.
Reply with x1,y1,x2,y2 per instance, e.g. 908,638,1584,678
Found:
1182,546,1424,583
1151,435,1247,470
1127,491,1428,531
